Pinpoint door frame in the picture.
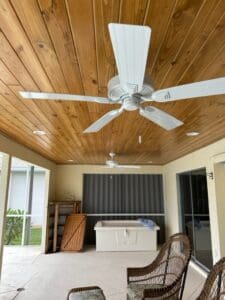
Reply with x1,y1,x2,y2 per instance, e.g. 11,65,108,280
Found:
0,153,11,280
177,167,212,271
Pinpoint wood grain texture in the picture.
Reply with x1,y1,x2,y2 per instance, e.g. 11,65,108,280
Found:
0,0,224,164
38,0,83,94
150,0,205,87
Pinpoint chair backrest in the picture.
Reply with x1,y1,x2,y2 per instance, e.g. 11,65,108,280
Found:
197,257,225,299
155,233,192,297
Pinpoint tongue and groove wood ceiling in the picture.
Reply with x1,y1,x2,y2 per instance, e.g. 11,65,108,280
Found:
0,0,225,164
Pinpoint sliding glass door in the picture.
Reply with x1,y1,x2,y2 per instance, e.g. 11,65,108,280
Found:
179,168,213,270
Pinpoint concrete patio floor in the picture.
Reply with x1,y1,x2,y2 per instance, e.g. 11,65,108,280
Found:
0,246,205,300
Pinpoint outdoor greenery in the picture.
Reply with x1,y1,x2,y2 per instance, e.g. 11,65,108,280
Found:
30,227,42,245
4,208,23,245
4,208,42,245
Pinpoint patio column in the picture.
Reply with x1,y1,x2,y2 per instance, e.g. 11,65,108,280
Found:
0,153,11,281
24,166,34,245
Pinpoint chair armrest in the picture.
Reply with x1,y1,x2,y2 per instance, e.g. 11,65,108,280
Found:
127,259,159,283
127,267,145,280
143,281,177,298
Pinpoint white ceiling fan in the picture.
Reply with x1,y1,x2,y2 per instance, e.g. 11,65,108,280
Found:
20,23,225,132
103,152,140,169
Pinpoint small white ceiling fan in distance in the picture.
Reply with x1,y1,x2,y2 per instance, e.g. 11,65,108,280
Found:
20,23,225,132
103,152,140,169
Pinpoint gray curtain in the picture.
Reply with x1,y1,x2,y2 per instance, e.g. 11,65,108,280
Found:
83,174,165,243
83,174,164,213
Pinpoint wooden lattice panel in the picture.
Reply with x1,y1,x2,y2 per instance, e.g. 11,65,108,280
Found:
61,214,86,251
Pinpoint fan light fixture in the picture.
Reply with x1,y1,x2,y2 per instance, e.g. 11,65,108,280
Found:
33,130,46,136
186,131,200,137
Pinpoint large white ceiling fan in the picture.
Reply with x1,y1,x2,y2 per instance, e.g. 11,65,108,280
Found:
20,23,225,132
103,152,140,169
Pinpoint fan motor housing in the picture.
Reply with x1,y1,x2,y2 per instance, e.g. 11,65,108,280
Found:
107,75,154,101
106,160,118,167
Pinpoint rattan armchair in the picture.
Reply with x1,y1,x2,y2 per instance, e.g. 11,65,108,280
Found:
127,233,192,299
196,257,225,299
67,286,105,300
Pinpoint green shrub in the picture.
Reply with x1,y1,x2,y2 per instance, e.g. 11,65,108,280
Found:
4,208,24,245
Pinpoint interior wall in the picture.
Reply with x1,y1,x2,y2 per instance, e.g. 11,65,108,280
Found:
0,133,56,201
55,164,163,201
164,138,225,263
212,161,225,257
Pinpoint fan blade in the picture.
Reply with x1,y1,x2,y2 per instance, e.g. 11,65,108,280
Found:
150,77,225,102
19,91,113,104
108,23,151,94
83,109,123,133
140,106,183,130
116,165,140,169
100,166,113,168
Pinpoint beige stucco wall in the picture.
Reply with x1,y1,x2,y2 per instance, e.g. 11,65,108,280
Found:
0,133,56,201
55,140,225,264
55,164,163,201
164,138,225,263
213,163,225,252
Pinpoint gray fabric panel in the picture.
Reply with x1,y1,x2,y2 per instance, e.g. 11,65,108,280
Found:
83,174,164,214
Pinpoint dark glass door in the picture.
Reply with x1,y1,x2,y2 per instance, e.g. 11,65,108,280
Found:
179,168,213,270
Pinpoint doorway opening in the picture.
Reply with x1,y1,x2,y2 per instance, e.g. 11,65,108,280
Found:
1,157,49,289
4,157,46,246
178,168,213,270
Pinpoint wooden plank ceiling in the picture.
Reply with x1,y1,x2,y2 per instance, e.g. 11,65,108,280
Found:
0,0,225,165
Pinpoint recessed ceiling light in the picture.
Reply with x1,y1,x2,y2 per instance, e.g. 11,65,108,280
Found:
33,130,46,136
186,131,200,137
67,159,74,162
148,161,153,163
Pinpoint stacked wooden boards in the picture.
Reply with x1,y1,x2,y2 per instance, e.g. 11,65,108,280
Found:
46,201,81,253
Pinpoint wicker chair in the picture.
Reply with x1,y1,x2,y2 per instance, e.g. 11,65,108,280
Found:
127,233,192,299
67,286,106,300
197,257,225,299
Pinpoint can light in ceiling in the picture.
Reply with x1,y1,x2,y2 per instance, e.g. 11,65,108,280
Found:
186,131,200,137
67,159,74,162
33,130,46,136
